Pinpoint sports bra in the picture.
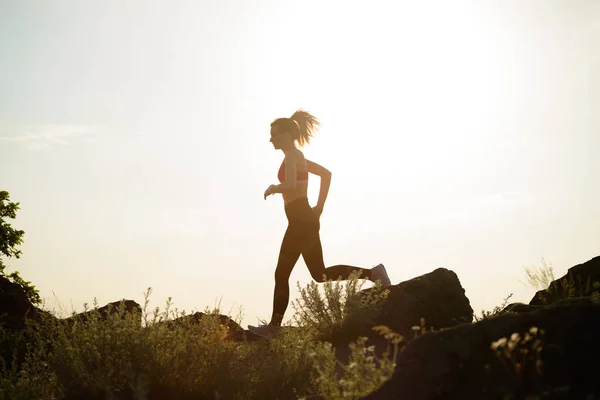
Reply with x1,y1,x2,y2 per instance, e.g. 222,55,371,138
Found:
278,159,309,184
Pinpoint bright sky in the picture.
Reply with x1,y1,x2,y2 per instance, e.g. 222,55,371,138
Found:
1,1,599,326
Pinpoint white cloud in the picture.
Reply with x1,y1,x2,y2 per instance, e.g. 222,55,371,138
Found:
27,142,52,152
0,124,101,151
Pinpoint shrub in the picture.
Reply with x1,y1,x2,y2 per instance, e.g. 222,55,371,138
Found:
291,270,389,342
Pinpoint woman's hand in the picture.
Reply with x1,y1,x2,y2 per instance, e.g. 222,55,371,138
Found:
264,184,276,200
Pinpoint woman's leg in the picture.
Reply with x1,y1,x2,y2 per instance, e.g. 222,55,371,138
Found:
269,224,304,327
302,229,373,282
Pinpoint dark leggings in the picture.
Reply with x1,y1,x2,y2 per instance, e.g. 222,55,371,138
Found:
270,197,372,326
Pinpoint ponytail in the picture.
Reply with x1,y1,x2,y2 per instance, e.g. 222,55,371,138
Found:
271,108,321,147
290,109,320,147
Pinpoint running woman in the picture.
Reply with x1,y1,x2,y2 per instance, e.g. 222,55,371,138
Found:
248,109,392,339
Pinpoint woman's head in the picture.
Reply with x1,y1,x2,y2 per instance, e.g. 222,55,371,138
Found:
270,109,320,150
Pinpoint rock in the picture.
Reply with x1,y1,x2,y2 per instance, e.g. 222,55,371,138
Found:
361,268,474,339
361,302,600,400
502,302,542,314
505,297,599,314
1,274,142,331
530,255,600,306
329,268,474,377
0,275,55,370
0,275,52,332
158,311,259,342
62,299,142,326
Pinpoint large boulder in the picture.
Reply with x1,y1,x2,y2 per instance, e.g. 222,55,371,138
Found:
530,255,600,305
362,302,600,400
329,268,474,373
362,268,474,339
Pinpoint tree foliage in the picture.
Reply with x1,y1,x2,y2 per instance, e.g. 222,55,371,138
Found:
0,190,41,305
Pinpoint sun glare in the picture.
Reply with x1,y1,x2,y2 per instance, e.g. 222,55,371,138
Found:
252,3,513,217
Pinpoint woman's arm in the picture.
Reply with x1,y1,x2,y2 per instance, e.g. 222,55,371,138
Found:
307,159,332,210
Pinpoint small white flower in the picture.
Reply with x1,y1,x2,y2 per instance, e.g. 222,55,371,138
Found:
491,337,507,350
529,326,538,335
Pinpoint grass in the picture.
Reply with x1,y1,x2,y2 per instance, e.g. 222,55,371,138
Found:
306,325,402,400
522,258,555,291
474,293,514,322
0,275,398,400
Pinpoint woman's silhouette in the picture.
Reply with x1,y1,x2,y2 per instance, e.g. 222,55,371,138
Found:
248,109,392,339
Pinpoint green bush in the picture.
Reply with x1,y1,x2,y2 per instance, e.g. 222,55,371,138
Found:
291,270,389,343
0,278,399,400
307,326,402,400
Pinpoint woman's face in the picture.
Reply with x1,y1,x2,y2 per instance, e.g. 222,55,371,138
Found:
269,125,291,149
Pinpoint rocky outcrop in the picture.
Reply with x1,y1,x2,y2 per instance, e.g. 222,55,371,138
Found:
62,299,142,326
326,267,474,380
0,275,52,368
504,296,598,314
1,275,144,370
157,311,259,342
1,272,255,346
0,275,51,333
359,268,474,339
529,255,600,305
361,256,600,400
362,302,600,400
0,275,143,332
